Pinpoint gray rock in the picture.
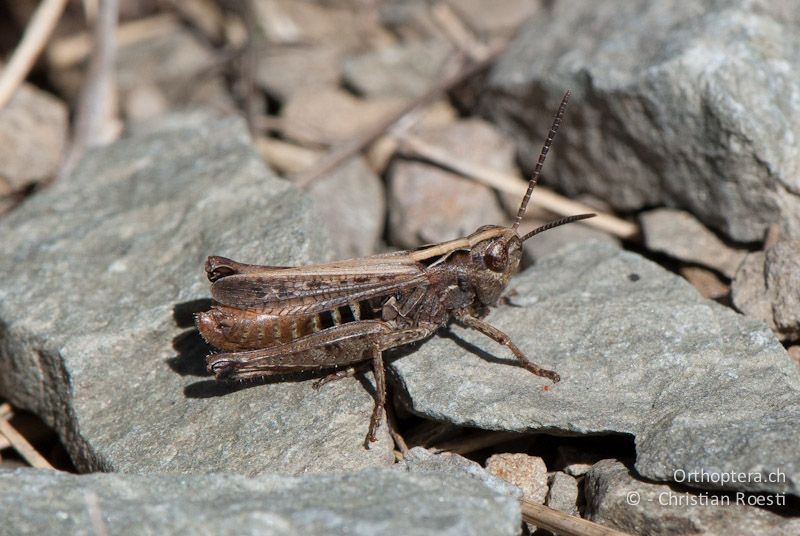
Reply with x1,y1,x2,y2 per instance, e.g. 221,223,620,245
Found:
307,157,385,259
0,467,521,536
0,83,67,194
584,459,800,536
388,118,511,248
479,0,800,242
640,208,747,278
343,40,452,99
282,87,405,146
546,472,580,516
53,19,228,113
401,446,523,500
732,239,800,341
0,111,395,474
390,242,800,496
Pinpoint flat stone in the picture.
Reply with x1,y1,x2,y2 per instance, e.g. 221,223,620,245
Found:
255,0,392,50
401,447,523,500
764,240,800,340
479,0,800,242
390,242,800,497
584,459,800,535
485,453,548,504
343,40,452,99
256,44,344,101
678,266,729,301
0,111,395,474
640,209,747,278
52,18,228,113
732,239,800,341
546,472,580,515
445,0,541,39
0,466,521,536
282,87,405,146
388,118,511,248
307,157,386,259
0,83,67,194
379,1,441,42
788,346,800,368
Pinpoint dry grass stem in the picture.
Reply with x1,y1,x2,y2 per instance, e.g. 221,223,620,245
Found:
430,2,489,60
0,410,54,469
256,137,321,174
405,420,461,448
398,133,640,240
385,404,409,456
0,0,69,110
522,500,632,536
429,430,522,455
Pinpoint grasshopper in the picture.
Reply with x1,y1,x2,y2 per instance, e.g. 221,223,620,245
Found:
196,91,594,446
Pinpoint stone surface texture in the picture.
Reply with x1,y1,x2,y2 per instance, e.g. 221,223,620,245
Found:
256,44,344,101
53,18,227,113
0,467,520,536
485,453,548,504
400,447,523,501
282,87,405,146
390,242,800,497
732,239,800,341
343,40,451,99
584,460,800,536
0,112,395,474
307,157,386,259
0,83,67,193
546,472,580,515
388,118,512,248
479,0,800,242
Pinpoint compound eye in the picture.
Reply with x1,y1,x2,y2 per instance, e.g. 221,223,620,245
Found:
484,242,508,272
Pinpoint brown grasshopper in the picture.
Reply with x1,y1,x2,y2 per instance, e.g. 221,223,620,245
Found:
196,91,594,446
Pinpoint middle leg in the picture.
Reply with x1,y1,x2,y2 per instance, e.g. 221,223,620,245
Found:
455,311,560,383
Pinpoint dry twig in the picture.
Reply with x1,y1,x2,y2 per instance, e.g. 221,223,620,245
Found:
522,500,632,536
256,137,321,174
398,133,640,241
429,430,522,455
430,2,489,60
0,0,69,110
0,404,54,469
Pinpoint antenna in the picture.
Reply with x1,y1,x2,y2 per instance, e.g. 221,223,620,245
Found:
512,90,571,232
520,213,595,242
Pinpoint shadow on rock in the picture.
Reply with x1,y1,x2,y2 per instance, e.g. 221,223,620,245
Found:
167,299,214,377
439,328,525,369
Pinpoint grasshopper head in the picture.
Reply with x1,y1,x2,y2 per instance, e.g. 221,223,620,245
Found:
467,226,523,304
468,90,596,304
